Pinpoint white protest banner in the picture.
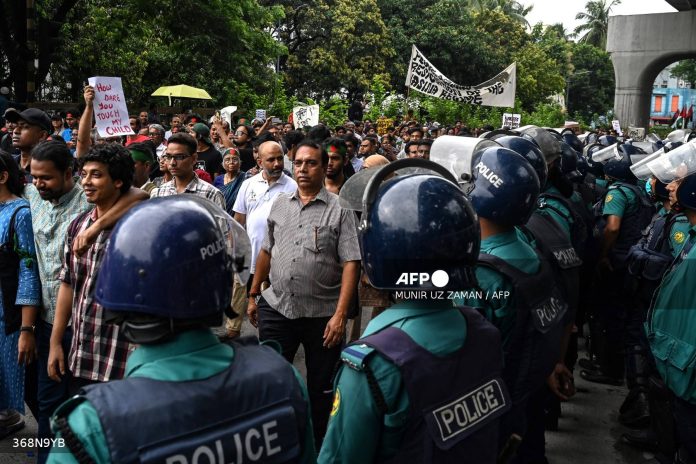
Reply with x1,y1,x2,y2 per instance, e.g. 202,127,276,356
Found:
502,113,521,129
628,126,645,141
255,109,267,121
405,45,516,107
293,104,319,129
612,120,623,136
88,76,134,137
220,106,237,127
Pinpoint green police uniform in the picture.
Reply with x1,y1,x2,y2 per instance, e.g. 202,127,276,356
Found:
537,185,577,239
646,225,696,404
318,301,467,463
659,208,691,258
47,330,316,464
602,182,638,218
455,230,539,344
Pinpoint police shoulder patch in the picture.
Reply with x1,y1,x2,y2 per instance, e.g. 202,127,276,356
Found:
605,194,614,203
330,388,341,416
674,231,686,244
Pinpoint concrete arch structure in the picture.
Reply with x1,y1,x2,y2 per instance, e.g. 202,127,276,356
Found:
607,10,696,129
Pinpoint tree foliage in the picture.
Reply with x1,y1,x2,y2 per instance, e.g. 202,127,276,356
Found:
574,0,621,49
567,43,615,122
670,60,696,87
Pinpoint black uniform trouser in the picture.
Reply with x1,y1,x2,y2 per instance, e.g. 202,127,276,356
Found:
257,297,342,447
673,397,696,461
595,266,628,376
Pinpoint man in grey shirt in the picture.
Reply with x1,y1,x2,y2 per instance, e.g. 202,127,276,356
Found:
247,140,361,446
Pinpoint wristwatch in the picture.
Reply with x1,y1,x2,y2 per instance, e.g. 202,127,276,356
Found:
19,325,35,334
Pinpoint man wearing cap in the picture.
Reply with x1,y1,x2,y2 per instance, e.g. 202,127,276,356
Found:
191,122,223,181
126,142,155,191
6,108,52,183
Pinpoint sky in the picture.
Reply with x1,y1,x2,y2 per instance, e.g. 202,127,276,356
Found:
521,0,677,33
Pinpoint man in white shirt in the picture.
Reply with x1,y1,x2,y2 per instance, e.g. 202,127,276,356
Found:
233,141,297,290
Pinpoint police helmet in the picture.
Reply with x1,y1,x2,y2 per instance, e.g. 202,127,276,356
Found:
429,135,500,184
95,196,251,342
360,158,480,291
653,178,669,202
585,144,605,178
561,131,584,155
604,148,636,182
495,135,548,187
585,132,599,145
468,147,540,226
559,142,583,182
576,154,589,181
598,135,617,146
677,174,696,211
519,125,562,164
479,129,519,140
647,140,696,184
666,129,691,144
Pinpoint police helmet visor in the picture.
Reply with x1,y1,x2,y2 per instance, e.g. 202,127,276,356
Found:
591,143,620,164
630,149,664,180
646,133,661,144
430,135,500,185
666,129,691,144
647,140,696,184
339,168,388,211
518,126,561,163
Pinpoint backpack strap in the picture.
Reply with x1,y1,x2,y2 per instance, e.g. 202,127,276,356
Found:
2,204,29,250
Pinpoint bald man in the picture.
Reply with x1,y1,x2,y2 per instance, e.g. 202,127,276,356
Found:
233,141,298,286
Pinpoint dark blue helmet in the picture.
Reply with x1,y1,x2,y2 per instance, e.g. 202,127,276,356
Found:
677,174,696,211
469,147,540,226
576,154,589,180
598,135,617,146
604,146,636,182
495,135,548,187
585,143,605,178
559,142,583,182
561,131,583,155
652,177,669,202
95,196,250,321
360,159,480,290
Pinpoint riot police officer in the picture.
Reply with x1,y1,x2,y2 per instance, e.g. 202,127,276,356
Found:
320,159,509,463
47,196,316,464
645,142,696,461
432,136,567,462
582,144,655,388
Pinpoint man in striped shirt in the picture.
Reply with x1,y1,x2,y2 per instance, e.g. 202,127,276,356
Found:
247,140,361,445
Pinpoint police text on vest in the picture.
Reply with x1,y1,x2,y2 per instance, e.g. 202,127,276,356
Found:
432,379,507,442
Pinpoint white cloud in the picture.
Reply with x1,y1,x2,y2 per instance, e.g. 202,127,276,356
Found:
521,0,677,34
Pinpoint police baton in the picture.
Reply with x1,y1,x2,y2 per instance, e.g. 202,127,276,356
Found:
497,433,522,464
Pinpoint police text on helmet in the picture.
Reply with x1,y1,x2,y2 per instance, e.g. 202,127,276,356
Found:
474,162,504,188
200,238,226,260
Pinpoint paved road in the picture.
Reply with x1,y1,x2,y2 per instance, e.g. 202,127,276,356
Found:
0,310,659,463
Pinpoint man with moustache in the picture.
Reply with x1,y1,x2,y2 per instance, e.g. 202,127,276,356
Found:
323,138,349,194
47,143,136,396
247,141,360,445
233,141,297,292
23,141,146,463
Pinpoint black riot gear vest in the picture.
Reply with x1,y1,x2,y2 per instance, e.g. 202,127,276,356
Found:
58,338,309,464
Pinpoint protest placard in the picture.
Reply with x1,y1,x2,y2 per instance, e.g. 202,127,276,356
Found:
612,120,623,136
88,76,134,137
255,109,267,121
628,126,645,141
293,105,319,129
405,46,516,107
220,106,237,127
502,113,521,129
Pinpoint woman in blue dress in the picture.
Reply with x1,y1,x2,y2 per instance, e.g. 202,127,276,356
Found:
0,151,40,438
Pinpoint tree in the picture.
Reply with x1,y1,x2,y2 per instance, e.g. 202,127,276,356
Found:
567,42,615,122
670,60,696,87
468,0,533,28
283,0,394,99
0,0,79,102
574,0,621,49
